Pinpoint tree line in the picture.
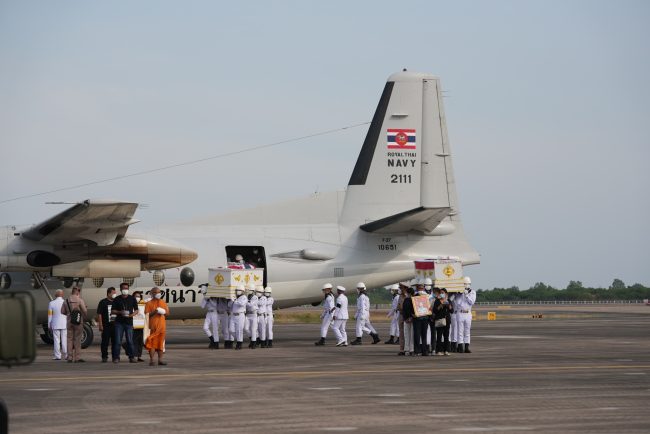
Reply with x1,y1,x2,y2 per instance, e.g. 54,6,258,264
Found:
361,279,650,303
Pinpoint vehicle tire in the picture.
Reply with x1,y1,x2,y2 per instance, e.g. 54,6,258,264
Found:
40,324,53,345
81,323,94,349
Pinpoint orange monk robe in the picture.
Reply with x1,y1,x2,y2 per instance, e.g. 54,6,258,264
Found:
144,299,169,351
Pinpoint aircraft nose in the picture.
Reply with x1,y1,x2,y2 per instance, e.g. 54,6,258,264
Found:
180,248,198,265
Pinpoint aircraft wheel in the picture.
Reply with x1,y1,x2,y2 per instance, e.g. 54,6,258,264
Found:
40,324,53,345
81,323,94,349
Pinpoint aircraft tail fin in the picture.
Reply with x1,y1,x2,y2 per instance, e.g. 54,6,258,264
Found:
341,71,461,234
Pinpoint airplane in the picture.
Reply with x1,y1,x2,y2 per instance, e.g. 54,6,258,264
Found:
0,70,480,347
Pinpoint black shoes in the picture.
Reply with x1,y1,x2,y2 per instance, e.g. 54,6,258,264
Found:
384,336,395,345
209,337,217,349
350,338,362,346
371,333,381,344
314,338,325,346
235,341,242,350
267,340,273,348
464,344,471,353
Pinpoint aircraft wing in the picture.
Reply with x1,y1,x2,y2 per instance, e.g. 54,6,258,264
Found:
359,206,450,234
21,200,140,246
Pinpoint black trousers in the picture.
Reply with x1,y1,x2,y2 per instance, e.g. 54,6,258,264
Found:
413,318,429,354
133,329,144,358
435,324,450,353
100,325,114,360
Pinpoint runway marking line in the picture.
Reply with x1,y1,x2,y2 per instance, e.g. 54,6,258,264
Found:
1,364,649,384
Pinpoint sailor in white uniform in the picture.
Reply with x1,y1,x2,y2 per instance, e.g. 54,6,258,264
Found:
351,282,380,345
217,297,229,350
315,283,335,346
264,287,274,348
385,284,400,344
200,286,220,349
456,276,476,353
256,286,267,347
244,283,259,349
331,286,349,347
230,285,247,350
47,289,67,360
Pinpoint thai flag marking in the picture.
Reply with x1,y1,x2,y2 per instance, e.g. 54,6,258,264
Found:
387,129,416,149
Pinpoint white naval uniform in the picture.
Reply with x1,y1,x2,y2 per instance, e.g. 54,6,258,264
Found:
320,293,335,338
354,293,376,337
230,295,248,342
449,294,458,343
455,289,477,344
201,297,220,341
47,297,67,359
217,298,229,342
244,295,259,341
331,293,349,344
226,299,235,341
388,294,400,338
257,295,267,341
266,296,274,340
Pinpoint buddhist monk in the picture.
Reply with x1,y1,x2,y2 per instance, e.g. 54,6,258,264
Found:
144,287,170,366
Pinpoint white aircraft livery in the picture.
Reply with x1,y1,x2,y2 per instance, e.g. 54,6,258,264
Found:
0,70,479,346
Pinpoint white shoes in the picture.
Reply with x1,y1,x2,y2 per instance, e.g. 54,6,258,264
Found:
444,351,450,356
336,341,348,347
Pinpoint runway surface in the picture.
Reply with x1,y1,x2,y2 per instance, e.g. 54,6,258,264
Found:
1,308,649,433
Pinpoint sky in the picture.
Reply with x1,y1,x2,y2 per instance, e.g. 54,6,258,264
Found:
1,0,648,290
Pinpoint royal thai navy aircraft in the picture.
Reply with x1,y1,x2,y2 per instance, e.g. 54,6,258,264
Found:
0,70,479,346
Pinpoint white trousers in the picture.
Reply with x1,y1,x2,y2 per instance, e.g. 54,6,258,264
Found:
218,313,231,340
331,319,348,344
450,313,458,342
203,311,219,341
403,322,414,353
320,314,332,338
266,314,274,340
229,314,245,342
257,315,267,341
426,325,431,346
457,312,472,344
52,328,67,359
390,315,400,337
355,317,376,338
245,314,258,340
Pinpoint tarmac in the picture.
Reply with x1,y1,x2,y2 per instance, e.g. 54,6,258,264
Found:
1,306,649,433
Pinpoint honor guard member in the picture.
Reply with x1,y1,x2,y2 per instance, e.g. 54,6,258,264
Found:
456,276,476,353
200,285,220,349
230,285,248,350
48,289,67,360
315,283,335,346
424,278,436,355
216,297,229,349
224,297,235,349
255,286,267,347
332,286,349,347
264,286,274,347
244,283,259,348
385,284,400,344
351,282,380,345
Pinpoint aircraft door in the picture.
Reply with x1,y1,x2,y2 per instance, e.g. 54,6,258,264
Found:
225,246,267,286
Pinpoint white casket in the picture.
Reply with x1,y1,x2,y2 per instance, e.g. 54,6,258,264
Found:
414,257,465,292
206,267,264,298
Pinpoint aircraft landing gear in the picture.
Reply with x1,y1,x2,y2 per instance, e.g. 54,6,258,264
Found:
39,322,94,348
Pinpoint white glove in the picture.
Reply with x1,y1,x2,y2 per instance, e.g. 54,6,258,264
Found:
156,307,166,315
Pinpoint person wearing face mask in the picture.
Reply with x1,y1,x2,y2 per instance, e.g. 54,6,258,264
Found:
131,291,146,362
96,287,117,363
111,282,140,363
145,287,170,366
433,288,452,355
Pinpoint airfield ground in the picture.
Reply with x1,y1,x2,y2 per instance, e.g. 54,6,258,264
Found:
1,305,648,433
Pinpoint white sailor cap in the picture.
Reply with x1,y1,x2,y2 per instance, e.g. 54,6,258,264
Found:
336,285,346,292
322,283,333,290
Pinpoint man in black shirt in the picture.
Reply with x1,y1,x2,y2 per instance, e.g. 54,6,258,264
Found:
96,287,117,363
111,283,140,363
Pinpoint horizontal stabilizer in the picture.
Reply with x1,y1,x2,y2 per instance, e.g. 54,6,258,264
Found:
359,206,450,234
